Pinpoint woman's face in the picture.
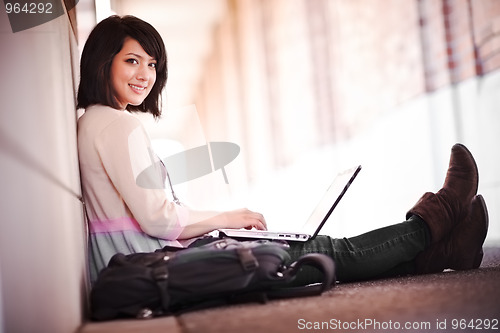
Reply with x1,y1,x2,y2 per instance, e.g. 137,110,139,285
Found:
110,37,157,109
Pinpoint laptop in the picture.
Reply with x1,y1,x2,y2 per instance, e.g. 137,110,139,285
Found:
218,165,361,242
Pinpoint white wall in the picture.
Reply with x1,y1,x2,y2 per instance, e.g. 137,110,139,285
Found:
210,71,500,244
320,72,500,243
0,8,86,333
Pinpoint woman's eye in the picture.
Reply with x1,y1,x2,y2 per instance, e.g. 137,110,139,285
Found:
126,58,139,64
149,63,157,69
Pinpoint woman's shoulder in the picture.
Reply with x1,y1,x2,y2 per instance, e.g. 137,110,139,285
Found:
78,104,143,134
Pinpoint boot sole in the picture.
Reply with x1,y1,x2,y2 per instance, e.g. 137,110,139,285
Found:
472,194,489,269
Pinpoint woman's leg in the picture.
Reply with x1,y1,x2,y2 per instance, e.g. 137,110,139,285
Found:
284,144,480,285
188,144,481,285
286,216,430,284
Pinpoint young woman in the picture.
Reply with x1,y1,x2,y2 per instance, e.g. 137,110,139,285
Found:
77,15,488,285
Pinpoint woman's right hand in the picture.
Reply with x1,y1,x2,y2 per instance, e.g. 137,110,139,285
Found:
177,208,267,240
221,208,267,231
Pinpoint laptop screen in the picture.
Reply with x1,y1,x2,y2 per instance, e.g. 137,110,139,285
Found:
301,165,361,237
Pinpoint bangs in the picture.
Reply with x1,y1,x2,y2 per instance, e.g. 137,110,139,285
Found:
124,20,166,73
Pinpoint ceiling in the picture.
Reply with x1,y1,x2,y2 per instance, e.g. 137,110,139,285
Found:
108,0,227,109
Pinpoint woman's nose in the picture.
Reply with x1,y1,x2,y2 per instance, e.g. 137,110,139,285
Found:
136,65,149,81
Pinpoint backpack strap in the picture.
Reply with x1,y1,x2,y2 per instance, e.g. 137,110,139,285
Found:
267,253,336,299
288,253,336,292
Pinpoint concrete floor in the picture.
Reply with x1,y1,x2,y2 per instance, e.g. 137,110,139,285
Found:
81,243,500,333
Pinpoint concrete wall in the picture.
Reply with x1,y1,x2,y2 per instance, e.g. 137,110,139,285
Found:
0,8,86,333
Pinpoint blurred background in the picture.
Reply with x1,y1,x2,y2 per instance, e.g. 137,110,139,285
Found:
0,1,499,331
80,0,500,238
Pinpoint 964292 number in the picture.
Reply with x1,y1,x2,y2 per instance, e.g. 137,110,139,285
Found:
451,319,499,330
5,3,53,14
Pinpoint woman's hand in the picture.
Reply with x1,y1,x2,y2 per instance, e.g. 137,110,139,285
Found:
177,208,267,239
221,208,267,231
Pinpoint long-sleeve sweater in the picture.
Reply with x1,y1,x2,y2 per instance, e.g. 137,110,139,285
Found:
78,104,197,282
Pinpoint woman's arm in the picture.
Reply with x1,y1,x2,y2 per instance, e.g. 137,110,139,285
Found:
178,208,267,239
94,112,266,240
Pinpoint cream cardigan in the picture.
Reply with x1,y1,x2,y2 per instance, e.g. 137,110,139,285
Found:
78,104,196,281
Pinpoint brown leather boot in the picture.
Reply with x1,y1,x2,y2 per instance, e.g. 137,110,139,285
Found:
415,195,489,274
406,144,478,244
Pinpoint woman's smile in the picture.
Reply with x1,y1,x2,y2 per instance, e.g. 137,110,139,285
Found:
129,83,147,93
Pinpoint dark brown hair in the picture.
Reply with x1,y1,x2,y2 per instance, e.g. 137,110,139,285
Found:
77,15,167,118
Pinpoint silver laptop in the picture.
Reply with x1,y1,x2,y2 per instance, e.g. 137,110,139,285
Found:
218,165,361,242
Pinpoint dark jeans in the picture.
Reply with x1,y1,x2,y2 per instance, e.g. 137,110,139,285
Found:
286,216,430,284
190,216,430,284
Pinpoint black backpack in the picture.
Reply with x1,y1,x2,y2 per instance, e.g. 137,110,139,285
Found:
90,238,335,320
